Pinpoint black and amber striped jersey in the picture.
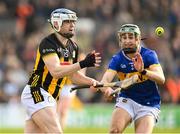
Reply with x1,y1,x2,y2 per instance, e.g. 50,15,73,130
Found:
28,33,78,100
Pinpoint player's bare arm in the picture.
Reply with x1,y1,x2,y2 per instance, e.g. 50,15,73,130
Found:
43,51,101,79
132,53,165,84
100,70,116,97
43,53,81,78
145,65,165,85
69,71,97,86
101,70,117,84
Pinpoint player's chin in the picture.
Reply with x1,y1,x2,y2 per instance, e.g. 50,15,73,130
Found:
70,33,75,38
69,30,75,35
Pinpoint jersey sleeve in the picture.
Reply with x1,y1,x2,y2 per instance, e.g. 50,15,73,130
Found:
39,38,57,57
108,55,119,71
146,50,160,67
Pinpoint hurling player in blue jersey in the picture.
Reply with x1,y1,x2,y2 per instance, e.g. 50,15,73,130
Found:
100,24,165,133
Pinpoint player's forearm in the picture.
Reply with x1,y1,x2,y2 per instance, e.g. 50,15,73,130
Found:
44,51,100,79
70,71,94,85
101,71,115,83
100,71,115,92
51,62,81,78
144,70,165,84
101,77,112,83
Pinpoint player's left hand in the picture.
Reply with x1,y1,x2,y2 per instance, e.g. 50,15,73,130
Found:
132,53,144,72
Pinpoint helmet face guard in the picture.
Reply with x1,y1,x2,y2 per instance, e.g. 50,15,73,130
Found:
49,8,78,32
118,24,141,54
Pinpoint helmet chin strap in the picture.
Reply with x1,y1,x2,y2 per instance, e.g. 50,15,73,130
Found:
59,32,74,39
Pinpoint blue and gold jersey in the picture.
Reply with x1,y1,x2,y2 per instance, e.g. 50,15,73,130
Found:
108,46,161,109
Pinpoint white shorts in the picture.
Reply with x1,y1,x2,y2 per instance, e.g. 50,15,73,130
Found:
115,97,160,123
21,85,56,120
60,85,76,98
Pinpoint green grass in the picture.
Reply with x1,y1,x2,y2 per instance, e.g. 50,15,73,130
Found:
0,127,180,133
64,127,180,133
0,128,22,133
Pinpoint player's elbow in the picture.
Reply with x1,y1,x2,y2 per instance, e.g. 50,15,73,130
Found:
161,76,165,84
49,70,63,79
51,72,66,79
157,76,165,85
47,65,66,79
50,71,59,79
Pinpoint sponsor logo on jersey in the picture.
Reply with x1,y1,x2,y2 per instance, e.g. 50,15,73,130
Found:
42,49,55,53
57,48,62,53
122,98,127,103
120,64,126,68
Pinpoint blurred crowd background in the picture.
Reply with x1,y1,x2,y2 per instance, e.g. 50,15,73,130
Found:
0,0,180,104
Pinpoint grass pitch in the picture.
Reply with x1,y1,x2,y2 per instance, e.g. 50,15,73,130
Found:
1,127,180,133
